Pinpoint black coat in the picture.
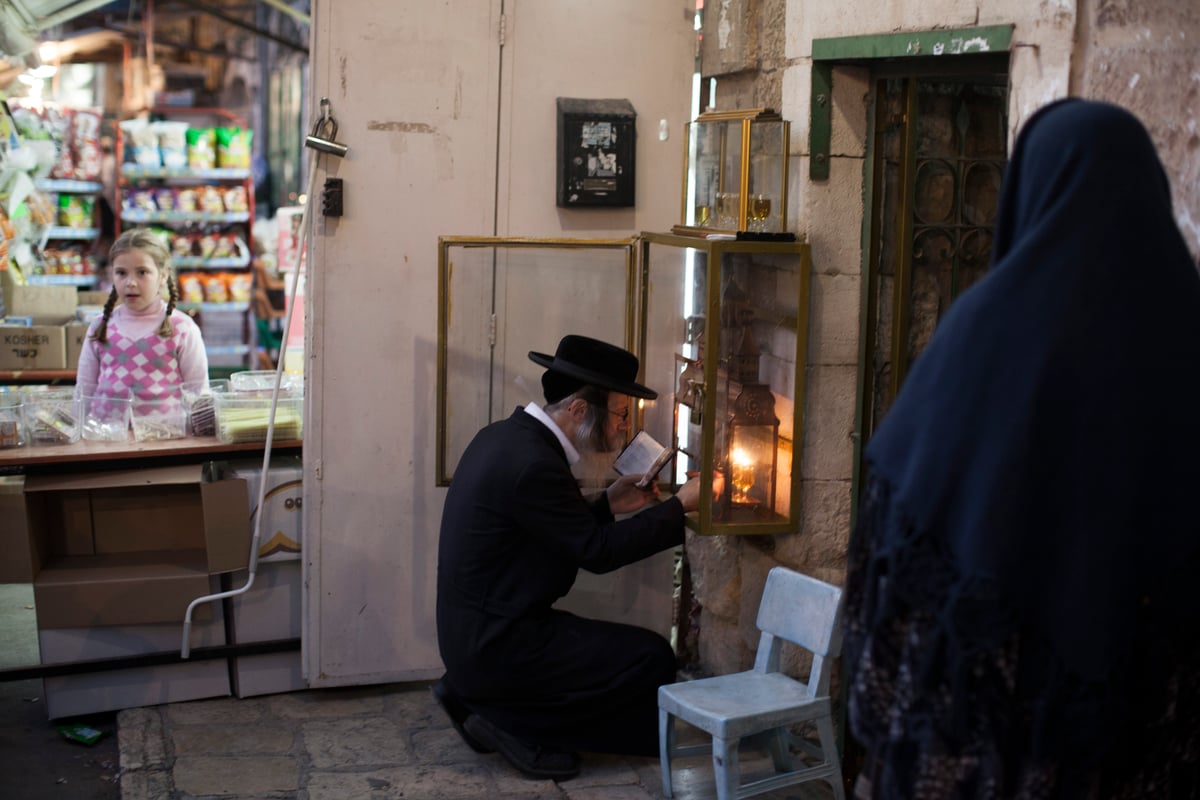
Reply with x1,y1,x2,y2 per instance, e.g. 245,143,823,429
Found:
436,406,685,754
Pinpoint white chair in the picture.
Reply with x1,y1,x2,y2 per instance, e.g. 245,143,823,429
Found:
658,566,846,800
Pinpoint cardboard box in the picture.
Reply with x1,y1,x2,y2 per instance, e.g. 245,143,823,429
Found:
39,611,230,719
77,290,110,306
0,477,33,583
0,324,67,370
228,560,305,697
64,321,90,369
23,464,252,629
221,457,303,562
6,284,77,323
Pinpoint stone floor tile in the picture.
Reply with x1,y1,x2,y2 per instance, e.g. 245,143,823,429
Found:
171,724,295,756
305,763,496,800
116,707,167,772
172,755,300,796
302,716,411,769
269,687,386,719
165,696,268,726
118,768,173,800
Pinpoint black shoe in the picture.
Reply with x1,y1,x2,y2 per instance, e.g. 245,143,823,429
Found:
463,714,581,781
431,679,494,754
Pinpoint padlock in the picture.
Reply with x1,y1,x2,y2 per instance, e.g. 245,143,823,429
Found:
306,101,348,158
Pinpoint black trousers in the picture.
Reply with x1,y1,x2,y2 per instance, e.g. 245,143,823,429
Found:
445,610,676,757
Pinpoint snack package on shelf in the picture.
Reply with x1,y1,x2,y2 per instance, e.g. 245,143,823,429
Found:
154,187,177,211
227,271,252,303
223,185,248,212
215,127,253,169
57,195,95,228
125,189,157,212
42,106,76,179
199,186,225,214
155,121,190,169
120,118,162,167
175,187,199,212
186,127,217,169
178,272,205,304
203,272,229,303
24,190,56,227
71,109,103,181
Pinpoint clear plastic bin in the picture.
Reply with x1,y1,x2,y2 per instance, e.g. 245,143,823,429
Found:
229,370,301,396
182,379,229,437
214,391,303,443
131,394,189,442
24,389,81,445
0,392,26,448
81,394,132,442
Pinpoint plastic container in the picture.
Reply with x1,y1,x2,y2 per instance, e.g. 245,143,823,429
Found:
81,394,132,442
0,392,26,448
229,370,301,396
24,389,81,446
131,394,189,442
214,391,303,444
182,379,229,437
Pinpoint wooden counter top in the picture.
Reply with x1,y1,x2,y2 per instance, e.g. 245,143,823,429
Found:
0,436,302,471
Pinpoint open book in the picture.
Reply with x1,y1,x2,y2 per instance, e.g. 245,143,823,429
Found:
613,430,676,488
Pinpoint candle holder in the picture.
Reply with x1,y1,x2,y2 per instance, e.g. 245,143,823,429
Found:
678,107,790,234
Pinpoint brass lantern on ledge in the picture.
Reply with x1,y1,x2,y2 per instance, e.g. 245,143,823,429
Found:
719,312,780,521
678,107,790,235
637,231,810,536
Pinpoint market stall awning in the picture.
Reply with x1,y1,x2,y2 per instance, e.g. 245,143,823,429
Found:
0,0,124,63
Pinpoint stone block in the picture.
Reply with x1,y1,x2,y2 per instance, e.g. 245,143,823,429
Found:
698,608,752,676
685,531,741,619
807,271,860,366
798,364,857,481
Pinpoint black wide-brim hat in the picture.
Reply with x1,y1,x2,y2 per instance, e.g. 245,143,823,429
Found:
529,334,658,400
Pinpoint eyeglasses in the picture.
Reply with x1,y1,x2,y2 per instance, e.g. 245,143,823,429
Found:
601,406,630,423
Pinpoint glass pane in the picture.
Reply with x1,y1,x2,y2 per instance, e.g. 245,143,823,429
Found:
690,123,721,227
439,240,634,484
713,250,799,526
748,120,784,232
641,243,707,489
642,234,808,535
719,121,744,229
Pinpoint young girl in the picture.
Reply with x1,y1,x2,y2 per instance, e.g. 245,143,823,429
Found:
74,229,209,411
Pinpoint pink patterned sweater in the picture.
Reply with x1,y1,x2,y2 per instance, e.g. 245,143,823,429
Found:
74,299,209,403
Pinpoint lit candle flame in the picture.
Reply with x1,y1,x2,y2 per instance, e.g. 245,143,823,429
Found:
731,447,754,501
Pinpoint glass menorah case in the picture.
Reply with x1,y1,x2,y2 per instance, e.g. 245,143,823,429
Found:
636,232,811,535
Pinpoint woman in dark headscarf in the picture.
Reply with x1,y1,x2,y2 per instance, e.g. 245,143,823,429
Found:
844,98,1200,798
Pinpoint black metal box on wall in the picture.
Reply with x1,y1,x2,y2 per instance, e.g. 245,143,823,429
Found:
556,98,636,208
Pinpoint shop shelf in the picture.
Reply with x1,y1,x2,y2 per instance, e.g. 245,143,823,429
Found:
120,210,251,224
35,178,105,193
27,274,98,286
44,226,101,240
120,165,252,180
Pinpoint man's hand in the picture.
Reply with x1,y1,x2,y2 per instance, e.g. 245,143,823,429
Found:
607,472,659,515
673,471,723,513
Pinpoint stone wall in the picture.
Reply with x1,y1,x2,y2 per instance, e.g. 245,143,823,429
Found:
1076,0,1200,258
687,0,1199,676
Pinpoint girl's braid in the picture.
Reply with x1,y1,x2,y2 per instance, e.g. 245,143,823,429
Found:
91,288,119,344
157,274,179,338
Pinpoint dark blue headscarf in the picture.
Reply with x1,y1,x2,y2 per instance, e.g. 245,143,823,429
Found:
862,98,1200,755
